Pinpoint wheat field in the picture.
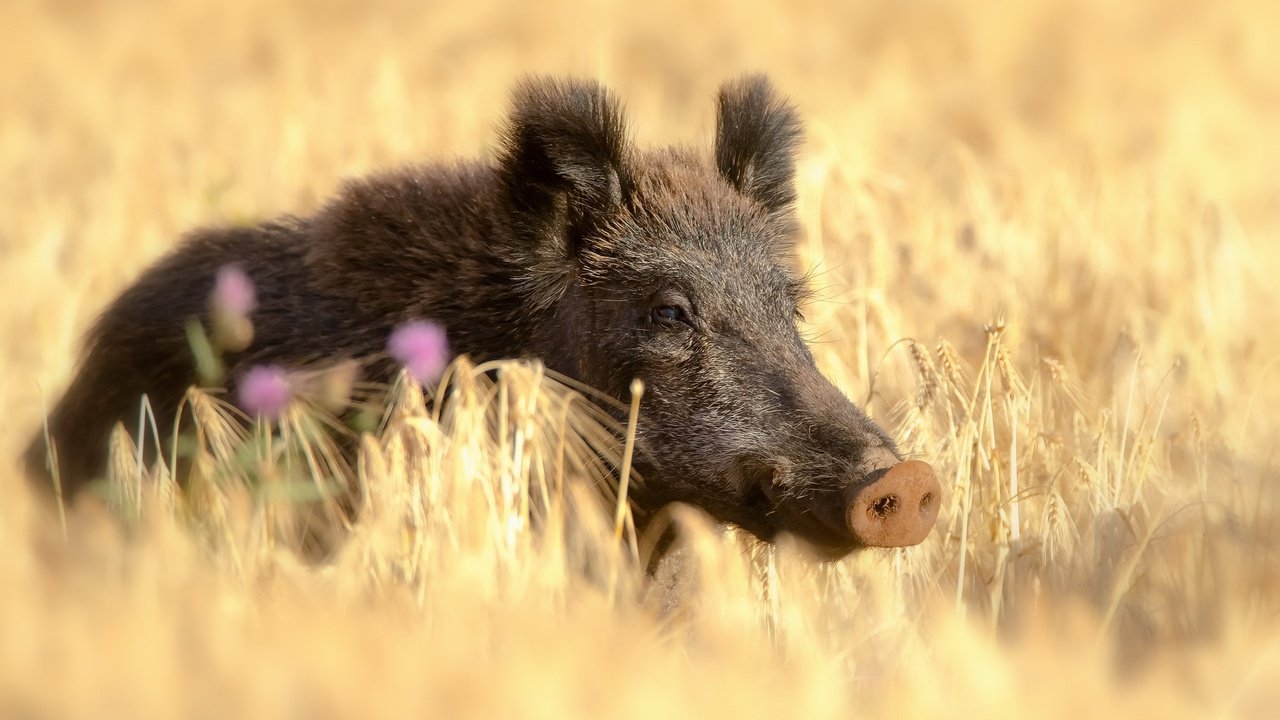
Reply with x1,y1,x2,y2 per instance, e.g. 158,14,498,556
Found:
3,0,1280,717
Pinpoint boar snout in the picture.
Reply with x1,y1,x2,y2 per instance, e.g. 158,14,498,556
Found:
845,459,940,548
735,423,941,554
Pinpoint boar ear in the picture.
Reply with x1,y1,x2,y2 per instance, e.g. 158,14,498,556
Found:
498,76,632,253
714,75,802,213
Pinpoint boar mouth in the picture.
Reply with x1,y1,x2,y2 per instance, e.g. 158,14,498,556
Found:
735,459,864,558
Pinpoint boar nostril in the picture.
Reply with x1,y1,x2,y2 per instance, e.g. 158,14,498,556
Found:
868,494,899,519
920,492,934,512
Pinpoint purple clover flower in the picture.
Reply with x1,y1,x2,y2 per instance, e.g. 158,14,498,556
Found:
388,321,450,384
209,264,258,352
237,365,293,420
212,265,257,317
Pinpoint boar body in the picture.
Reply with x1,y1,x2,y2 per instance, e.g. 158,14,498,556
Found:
25,76,940,555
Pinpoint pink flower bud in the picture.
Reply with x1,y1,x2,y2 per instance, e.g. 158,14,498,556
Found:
388,321,450,384
212,265,257,317
237,365,293,420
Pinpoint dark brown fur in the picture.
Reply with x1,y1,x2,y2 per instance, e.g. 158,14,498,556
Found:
25,75,904,556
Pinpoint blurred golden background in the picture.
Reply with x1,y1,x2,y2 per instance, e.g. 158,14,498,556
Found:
2,0,1279,717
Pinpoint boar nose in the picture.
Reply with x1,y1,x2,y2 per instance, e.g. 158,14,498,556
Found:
845,460,941,548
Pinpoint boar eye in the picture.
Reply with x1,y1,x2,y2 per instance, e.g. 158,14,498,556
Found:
652,305,690,326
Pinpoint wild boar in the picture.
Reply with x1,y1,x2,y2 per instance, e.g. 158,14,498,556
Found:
24,75,939,555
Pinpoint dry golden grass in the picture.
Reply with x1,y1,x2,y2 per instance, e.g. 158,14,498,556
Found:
4,0,1280,717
